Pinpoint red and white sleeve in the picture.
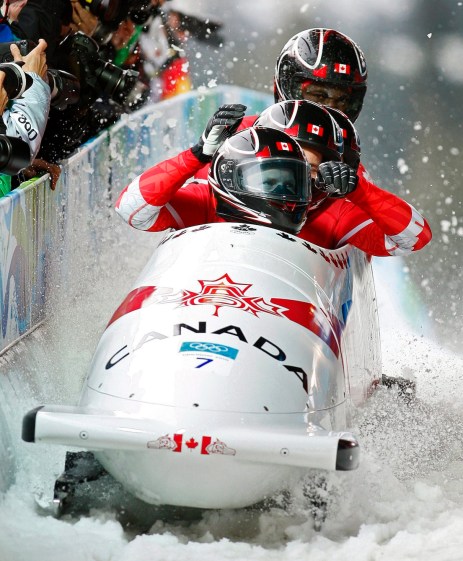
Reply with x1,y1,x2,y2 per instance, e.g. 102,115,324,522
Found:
336,166,432,256
115,149,204,231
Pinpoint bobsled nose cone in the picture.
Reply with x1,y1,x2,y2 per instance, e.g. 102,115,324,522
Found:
336,438,360,470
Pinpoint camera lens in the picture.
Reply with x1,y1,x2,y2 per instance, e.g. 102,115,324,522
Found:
47,69,80,110
58,31,138,104
0,62,33,99
0,135,31,175
95,62,139,103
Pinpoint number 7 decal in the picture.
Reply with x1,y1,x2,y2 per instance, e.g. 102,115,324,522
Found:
196,358,213,368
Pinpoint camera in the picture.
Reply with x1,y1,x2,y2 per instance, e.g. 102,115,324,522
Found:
0,41,80,109
0,62,33,99
0,135,31,175
59,32,139,105
47,69,80,110
0,39,37,63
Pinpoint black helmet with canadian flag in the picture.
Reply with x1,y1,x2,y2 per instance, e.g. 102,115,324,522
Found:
324,106,361,169
274,28,367,122
254,100,343,162
209,126,311,234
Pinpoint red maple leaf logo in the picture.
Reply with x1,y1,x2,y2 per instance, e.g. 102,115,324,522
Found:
178,274,288,317
186,438,199,449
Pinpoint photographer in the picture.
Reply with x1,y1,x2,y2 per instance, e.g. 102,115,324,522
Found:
0,38,52,196
68,0,99,37
10,1,70,67
0,0,28,41
12,1,130,65
8,1,140,162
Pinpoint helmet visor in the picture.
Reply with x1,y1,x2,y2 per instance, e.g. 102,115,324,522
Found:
233,159,311,203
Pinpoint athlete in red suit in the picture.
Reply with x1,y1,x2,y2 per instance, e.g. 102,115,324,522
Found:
116,29,431,255
116,105,431,256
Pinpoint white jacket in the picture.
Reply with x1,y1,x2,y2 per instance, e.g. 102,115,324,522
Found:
2,71,51,161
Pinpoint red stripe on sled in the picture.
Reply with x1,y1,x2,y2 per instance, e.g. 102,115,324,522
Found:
106,285,343,358
107,286,156,327
271,298,341,357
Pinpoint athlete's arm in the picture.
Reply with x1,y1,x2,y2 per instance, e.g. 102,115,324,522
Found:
334,165,432,256
115,148,207,231
116,104,249,229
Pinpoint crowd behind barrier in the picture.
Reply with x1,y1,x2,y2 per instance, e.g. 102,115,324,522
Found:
0,0,217,198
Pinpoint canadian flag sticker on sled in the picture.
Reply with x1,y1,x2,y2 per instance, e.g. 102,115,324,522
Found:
147,434,236,456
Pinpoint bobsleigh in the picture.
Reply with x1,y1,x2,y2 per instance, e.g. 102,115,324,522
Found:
23,222,382,511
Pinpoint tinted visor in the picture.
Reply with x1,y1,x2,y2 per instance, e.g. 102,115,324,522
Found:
233,159,311,203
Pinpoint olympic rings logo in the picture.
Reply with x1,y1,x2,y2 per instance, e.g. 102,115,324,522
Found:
188,343,230,353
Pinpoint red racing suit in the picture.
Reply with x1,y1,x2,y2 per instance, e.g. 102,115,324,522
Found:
115,143,431,256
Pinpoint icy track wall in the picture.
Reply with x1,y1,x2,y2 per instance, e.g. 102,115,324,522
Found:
0,86,273,494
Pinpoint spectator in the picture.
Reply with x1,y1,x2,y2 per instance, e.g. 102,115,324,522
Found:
19,156,61,190
68,0,98,37
88,16,151,128
10,1,69,67
0,38,52,196
9,9,128,160
0,0,28,41
0,71,7,112
0,73,9,197
139,1,197,101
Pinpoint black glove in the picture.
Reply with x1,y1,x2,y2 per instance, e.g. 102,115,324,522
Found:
314,161,358,198
191,104,247,163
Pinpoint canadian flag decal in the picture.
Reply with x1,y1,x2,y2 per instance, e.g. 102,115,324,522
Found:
173,433,183,452
307,124,324,136
148,434,237,456
334,63,350,74
276,141,293,151
201,436,212,454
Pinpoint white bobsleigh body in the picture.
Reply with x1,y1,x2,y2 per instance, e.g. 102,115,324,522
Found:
23,223,381,509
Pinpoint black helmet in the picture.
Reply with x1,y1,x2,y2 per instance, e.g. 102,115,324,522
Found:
209,127,311,235
324,106,361,169
254,100,343,162
274,28,367,122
